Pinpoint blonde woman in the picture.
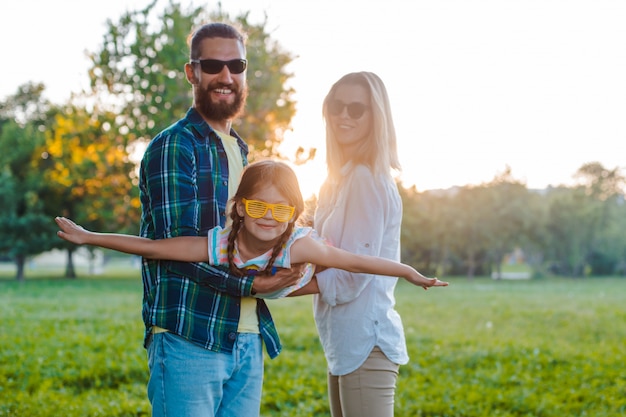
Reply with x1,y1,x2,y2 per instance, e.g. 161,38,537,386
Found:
303,72,420,417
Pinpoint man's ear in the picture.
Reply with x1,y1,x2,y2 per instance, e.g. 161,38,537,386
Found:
185,63,199,85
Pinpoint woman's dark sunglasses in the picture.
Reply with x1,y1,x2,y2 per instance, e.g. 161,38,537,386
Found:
328,99,369,119
190,58,247,74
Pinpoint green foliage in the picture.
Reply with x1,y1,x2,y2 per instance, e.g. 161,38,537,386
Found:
1,274,624,416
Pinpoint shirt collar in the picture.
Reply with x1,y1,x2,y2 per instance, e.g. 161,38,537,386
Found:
185,107,249,154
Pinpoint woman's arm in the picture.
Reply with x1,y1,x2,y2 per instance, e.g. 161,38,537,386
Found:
55,217,208,262
291,236,448,289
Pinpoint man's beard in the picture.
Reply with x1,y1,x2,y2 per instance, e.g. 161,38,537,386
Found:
195,81,248,123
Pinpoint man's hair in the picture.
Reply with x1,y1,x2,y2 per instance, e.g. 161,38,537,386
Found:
188,22,247,59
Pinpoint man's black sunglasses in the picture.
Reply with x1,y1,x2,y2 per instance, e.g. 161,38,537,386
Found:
190,58,247,74
328,99,369,119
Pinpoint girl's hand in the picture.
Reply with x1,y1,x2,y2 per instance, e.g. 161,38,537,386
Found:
55,217,90,245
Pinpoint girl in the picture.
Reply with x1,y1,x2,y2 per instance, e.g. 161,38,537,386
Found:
55,160,447,299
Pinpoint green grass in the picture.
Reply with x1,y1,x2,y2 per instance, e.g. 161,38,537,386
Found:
1,273,625,416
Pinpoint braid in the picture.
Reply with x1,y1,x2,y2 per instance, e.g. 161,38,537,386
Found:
263,222,295,275
226,203,246,277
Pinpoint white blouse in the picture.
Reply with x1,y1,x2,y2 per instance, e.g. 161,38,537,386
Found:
313,162,409,376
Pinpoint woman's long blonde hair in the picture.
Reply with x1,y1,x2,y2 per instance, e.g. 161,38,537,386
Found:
322,72,401,182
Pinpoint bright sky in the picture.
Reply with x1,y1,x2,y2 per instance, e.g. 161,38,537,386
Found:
1,0,625,197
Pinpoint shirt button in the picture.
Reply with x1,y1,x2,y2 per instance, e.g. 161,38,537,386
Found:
374,320,379,325
365,243,370,248
228,332,237,341
223,180,228,186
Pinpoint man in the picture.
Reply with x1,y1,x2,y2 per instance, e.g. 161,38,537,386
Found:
139,22,300,417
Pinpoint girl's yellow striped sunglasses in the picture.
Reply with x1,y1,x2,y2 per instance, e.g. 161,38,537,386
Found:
241,198,295,222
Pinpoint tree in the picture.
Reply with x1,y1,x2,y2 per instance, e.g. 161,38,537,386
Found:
574,161,625,201
542,186,600,276
86,0,298,159
0,84,59,280
0,82,49,126
0,119,57,280
572,162,626,275
39,104,140,277
436,185,493,278
481,169,533,279
399,184,449,276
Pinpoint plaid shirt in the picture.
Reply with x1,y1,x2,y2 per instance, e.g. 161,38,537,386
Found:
138,107,282,359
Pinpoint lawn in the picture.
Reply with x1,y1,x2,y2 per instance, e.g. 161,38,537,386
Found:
1,271,624,416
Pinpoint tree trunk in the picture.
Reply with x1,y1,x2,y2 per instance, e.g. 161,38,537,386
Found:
15,254,25,281
65,249,76,279
465,250,476,279
493,261,503,280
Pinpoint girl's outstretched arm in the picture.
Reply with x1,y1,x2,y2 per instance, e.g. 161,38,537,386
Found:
55,217,209,262
290,236,448,290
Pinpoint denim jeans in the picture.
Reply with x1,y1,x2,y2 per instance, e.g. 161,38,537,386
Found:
147,331,264,417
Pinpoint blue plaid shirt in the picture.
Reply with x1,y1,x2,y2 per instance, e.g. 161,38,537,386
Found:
139,107,282,358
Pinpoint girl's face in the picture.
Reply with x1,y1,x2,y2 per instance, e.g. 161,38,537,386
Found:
328,83,372,155
236,184,293,245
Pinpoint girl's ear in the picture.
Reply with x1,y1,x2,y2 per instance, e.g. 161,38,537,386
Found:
236,200,245,218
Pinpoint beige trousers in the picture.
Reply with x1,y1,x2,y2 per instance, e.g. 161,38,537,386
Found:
328,347,400,417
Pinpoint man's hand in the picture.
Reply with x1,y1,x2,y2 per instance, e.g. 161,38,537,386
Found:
251,263,306,295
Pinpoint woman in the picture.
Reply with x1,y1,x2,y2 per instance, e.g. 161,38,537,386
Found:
314,72,412,417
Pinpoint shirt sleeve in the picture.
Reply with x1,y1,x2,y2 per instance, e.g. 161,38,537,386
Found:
141,132,254,296
316,166,387,306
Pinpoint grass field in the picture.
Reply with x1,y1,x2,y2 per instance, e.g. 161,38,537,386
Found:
1,270,624,416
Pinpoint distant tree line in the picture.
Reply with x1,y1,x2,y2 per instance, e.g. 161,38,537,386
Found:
397,164,626,279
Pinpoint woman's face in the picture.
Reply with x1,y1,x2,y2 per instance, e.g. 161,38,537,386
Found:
328,83,372,155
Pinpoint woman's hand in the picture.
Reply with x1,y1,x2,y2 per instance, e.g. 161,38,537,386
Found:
408,270,449,290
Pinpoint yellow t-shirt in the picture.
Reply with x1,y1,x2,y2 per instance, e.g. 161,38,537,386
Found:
216,130,259,334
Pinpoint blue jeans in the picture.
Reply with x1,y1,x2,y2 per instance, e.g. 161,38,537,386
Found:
147,331,264,417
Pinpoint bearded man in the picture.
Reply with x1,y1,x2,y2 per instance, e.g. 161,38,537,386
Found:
138,22,301,417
